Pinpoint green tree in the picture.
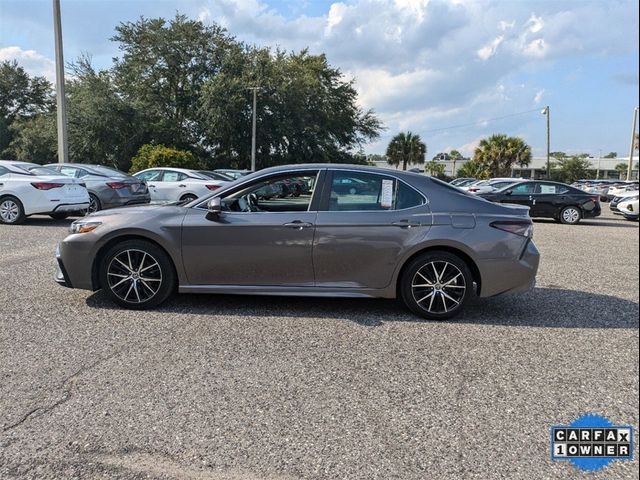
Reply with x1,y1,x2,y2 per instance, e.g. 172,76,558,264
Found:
424,160,445,176
112,14,235,150
0,60,53,155
385,132,426,171
473,134,531,177
456,159,489,179
129,144,200,173
552,156,592,183
604,152,617,158
6,114,57,163
66,56,144,171
199,47,381,168
614,162,628,178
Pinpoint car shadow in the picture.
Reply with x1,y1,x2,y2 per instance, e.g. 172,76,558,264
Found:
85,287,638,329
533,218,638,228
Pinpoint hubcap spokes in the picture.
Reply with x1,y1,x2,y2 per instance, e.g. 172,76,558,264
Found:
0,200,19,222
89,197,98,213
411,261,466,314
564,208,579,222
107,249,162,303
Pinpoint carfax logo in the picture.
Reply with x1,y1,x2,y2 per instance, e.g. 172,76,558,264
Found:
551,414,634,471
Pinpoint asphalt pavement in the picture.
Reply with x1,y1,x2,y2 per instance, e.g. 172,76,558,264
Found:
0,209,638,479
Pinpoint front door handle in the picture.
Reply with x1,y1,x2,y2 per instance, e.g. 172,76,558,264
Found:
179,184,186,187
283,221,313,230
392,219,422,228
148,184,156,188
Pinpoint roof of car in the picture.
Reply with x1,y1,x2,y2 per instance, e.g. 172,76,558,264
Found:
250,163,431,179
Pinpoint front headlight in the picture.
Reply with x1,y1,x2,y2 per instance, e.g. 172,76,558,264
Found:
69,221,102,234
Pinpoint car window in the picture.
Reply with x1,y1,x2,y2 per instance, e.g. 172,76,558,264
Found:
135,170,163,182
511,183,536,194
162,171,187,182
0,166,8,176
536,183,569,194
60,166,79,178
221,172,318,213
327,171,424,211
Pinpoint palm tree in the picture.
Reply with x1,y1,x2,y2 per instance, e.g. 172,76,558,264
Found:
386,132,427,171
473,134,532,177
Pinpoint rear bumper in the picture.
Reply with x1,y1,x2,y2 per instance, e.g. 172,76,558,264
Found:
53,202,90,213
583,204,601,219
477,238,540,298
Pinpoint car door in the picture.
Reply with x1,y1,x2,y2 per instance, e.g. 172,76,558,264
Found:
500,182,536,212
533,182,569,217
180,170,322,286
313,170,431,289
134,170,163,201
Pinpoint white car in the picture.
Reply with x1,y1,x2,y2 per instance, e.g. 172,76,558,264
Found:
132,168,228,203
0,160,90,224
464,178,520,194
610,190,639,215
608,183,639,198
617,195,639,221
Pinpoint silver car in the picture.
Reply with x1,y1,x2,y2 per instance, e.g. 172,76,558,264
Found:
46,163,150,213
55,164,539,320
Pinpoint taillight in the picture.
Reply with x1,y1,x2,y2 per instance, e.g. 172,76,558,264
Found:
590,195,600,203
31,182,64,190
206,185,220,190
468,188,478,192
490,220,533,237
106,182,130,189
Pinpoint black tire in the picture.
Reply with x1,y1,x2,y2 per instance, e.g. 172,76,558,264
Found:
400,251,473,320
49,212,70,220
559,206,581,224
99,239,176,310
89,193,101,213
0,196,26,224
180,194,198,203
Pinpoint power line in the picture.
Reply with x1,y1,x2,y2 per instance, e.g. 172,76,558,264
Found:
422,108,542,134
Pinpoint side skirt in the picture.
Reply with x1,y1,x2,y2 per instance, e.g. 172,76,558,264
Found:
178,284,395,299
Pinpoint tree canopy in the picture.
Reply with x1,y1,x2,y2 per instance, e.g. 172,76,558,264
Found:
473,134,531,177
385,132,426,171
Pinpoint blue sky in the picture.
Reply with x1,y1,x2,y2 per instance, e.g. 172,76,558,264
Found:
1,0,638,157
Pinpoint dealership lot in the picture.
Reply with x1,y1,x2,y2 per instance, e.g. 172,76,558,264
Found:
0,211,638,479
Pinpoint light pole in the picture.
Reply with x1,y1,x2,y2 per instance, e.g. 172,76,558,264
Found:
248,86,261,172
627,107,638,181
542,106,550,179
53,0,68,163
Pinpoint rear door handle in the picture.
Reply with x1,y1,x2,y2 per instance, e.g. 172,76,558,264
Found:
392,219,422,228
179,184,186,187
283,221,313,230
148,184,156,188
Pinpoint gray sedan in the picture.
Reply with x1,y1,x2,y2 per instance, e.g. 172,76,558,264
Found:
55,164,539,320
46,163,150,213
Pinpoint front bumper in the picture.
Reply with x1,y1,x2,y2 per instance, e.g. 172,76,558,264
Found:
55,244,72,287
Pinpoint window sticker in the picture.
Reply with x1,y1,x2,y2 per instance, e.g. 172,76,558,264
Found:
540,185,556,194
381,179,394,208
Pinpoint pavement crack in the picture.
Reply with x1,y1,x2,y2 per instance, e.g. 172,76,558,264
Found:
2,350,121,433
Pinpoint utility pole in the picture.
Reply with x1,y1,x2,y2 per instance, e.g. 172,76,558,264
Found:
52,0,68,163
627,107,638,181
249,87,260,172
542,106,550,179
596,149,601,179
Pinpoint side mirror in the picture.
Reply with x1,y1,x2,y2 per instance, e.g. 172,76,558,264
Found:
504,190,513,196
207,197,222,217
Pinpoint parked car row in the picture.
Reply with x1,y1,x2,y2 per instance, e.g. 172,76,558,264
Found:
572,179,638,202
0,162,252,224
449,176,602,225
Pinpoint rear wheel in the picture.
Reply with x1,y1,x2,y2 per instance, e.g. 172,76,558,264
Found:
559,206,581,224
88,193,101,213
180,194,198,203
99,239,176,309
0,196,26,224
400,251,473,320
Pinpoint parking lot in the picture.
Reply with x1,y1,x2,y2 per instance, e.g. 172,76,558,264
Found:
0,210,638,479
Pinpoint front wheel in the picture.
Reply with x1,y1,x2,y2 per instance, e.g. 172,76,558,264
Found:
88,193,101,213
180,194,198,203
400,251,473,320
99,240,176,309
559,206,581,224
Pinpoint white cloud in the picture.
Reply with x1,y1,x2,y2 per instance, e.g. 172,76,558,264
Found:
477,35,504,61
533,89,545,105
0,46,56,82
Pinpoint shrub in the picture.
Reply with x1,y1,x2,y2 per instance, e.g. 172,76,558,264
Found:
129,144,201,173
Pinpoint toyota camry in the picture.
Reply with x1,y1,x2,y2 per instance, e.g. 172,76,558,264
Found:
55,164,540,320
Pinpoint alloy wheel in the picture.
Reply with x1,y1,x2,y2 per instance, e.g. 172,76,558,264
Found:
0,199,19,223
88,195,99,213
562,207,580,224
106,249,162,303
411,261,466,314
